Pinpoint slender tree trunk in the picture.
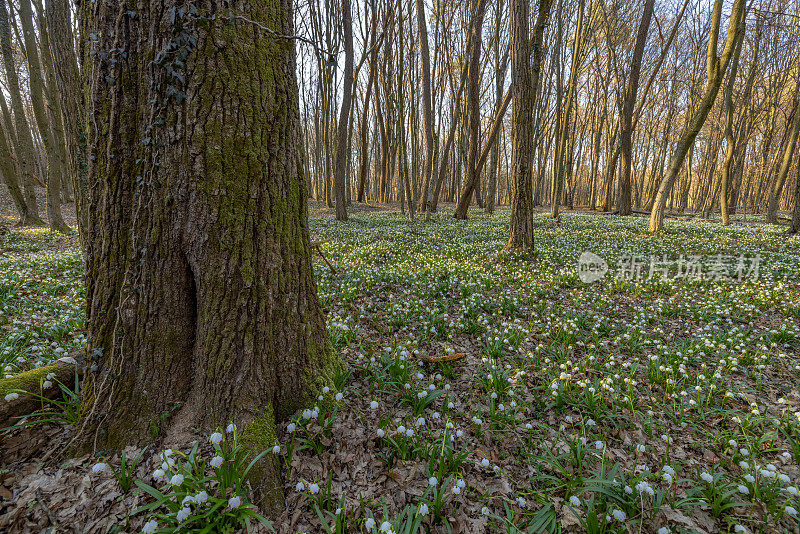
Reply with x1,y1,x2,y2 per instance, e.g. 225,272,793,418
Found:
649,0,745,233
18,0,70,233
767,82,800,224
334,0,353,221
415,0,435,214
618,0,655,216
506,0,552,250
454,0,488,220
79,1,343,512
0,0,43,225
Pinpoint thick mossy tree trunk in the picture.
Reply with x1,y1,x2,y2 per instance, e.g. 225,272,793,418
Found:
79,0,343,510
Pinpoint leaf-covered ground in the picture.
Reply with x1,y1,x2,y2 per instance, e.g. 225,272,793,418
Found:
2,207,800,534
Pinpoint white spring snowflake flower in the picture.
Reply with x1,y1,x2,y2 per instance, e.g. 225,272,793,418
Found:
452,485,461,495
397,425,406,434
152,468,165,480
195,490,208,503
181,495,195,506
744,474,755,483
700,472,714,483
322,386,330,394
380,521,393,532
377,429,385,438
142,519,158,533
516,496,526,506
418,503,429,515
176,507,191,521
210,455,223,468
428,476,438,486
734,525,749,533
170,473,184,486
272,445,281,454
785,486,798,496
228,496,241,508
569,495,581,507
370,401,379,410
209,432,223,445
226,423,236,433
364,517,375,529
737,484,749,495
636,481,654,496
611,509,626,521
42,380,52,389
287,423,296,433
481,506,490,515
658,528,671,534
92,462,107,473
309,483,320,494
296,481,305,491
481,458,490,467
335,392,343,401
786,506,798,516
4,392,19,402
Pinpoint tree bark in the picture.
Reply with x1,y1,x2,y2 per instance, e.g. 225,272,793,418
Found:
79,1,343,511
506,0,551,250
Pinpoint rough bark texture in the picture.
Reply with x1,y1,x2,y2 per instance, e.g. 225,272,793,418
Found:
0,0,43,225
80,0,343,511
506,0,551,250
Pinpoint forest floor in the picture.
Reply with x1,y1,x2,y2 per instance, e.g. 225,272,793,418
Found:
1,193,800,533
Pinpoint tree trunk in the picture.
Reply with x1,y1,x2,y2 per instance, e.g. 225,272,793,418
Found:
618,0,655,216
649,0,745,233
0,0,43,225
767,78,800,224
46,0,89,241
454,0,488,220
506,0,552,250
415,0,435,214
79,1,343,511
334,0,353,221
18,0,70,233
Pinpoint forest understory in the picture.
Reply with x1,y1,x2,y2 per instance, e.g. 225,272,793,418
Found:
1,195,799,533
